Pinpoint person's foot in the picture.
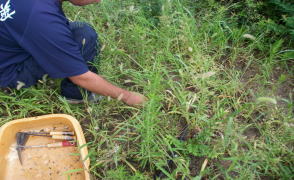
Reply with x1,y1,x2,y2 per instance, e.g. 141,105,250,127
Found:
65,93,103,104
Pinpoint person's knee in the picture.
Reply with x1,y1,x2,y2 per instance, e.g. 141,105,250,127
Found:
70,22,100,64
70,22,98,47
80,23,98,47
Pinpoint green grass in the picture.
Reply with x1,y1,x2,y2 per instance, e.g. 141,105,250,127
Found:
1,0,293,179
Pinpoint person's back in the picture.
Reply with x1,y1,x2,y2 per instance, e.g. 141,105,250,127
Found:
0,0,146,106
0,0,88,88
0,0,31,86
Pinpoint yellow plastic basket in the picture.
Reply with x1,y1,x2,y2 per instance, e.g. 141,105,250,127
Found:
0,114,90,180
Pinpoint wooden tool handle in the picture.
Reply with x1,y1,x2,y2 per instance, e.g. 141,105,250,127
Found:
49,131,75,136
52,135,76,141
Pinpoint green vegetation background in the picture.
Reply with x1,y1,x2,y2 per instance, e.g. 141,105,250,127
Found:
1,0,293,179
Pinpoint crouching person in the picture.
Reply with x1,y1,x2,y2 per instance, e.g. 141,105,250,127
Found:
0,0,146,106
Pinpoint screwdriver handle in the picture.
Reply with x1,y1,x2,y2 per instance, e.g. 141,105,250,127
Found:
49,131,75,136
47,141,76,148
52,135,76,141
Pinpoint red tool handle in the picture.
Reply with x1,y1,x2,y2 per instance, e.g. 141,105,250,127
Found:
47,141,76,148
62,141,76,147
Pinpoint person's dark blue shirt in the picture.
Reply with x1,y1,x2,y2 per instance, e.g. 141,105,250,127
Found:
0,0,88,87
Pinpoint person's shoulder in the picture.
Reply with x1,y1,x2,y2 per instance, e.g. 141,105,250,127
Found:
27,0,66,28
1,0,61,23
31,0,62,14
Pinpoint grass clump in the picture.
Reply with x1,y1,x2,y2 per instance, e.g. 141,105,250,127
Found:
1,0,293,179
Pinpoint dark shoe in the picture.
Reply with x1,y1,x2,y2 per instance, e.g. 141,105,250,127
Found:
65,93,103,104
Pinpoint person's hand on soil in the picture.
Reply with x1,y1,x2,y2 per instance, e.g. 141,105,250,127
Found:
123,91,147,107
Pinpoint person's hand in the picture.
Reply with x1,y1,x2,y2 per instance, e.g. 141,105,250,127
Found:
69,71,147,107
122,91,147,107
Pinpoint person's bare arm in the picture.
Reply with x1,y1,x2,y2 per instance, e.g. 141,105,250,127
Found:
68,0,100,6
69,71,146,106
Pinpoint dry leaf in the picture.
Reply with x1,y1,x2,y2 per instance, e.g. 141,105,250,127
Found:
256,97,277,105
82,38,86,46
188,47,193,52
16,81,25,90
243,34,256,40
201,159,208,172
196,71,216,79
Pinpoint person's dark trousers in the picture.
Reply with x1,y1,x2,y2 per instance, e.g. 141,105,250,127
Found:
60,22,100,100
6,21,100,100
